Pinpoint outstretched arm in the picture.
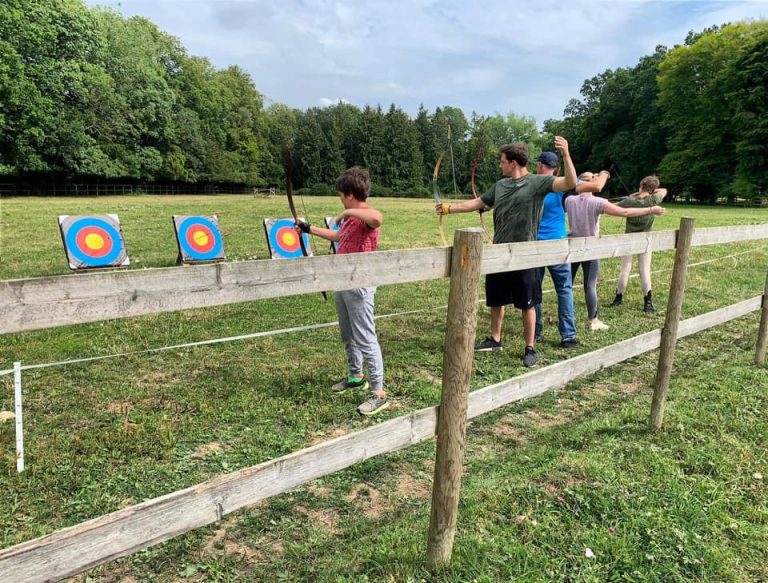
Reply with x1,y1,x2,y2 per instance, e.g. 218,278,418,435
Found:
603,202,665,218
575,171,609,193
340,207,383,229
436,197,488,215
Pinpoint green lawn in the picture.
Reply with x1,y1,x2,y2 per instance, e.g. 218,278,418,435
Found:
0,196,767,582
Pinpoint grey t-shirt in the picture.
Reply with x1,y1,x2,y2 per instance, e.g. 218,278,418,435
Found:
565,194,606,238
480,174,556,243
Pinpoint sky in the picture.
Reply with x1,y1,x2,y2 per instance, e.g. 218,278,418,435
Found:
84,0,768,125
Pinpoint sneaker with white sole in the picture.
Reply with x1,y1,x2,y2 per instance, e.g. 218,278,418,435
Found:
475,336,503,352
357,393,389,416
331,376,369,393
590,320,610,331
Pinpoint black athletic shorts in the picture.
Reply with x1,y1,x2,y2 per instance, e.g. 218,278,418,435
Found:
485,268,541,310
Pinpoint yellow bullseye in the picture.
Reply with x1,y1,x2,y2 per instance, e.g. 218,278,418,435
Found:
283,232,297,246
85,233,105,250
192,230,209,246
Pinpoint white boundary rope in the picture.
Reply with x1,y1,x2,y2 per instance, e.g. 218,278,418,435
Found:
0,244,765,377
14,361,24,473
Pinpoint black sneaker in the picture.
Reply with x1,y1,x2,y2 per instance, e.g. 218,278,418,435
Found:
559,338,580,349
610,292,623,307
522,346,537,367
643,291,656,313
475,336,503,352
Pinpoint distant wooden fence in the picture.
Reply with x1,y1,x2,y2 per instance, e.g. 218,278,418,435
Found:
1,222,767,582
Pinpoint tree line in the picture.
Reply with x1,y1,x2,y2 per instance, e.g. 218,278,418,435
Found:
1,0,765,201
545,21,768,202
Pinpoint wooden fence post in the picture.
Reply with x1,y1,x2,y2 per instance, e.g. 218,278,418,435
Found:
755,271,768,366
649,217,695,432
426,228,484,568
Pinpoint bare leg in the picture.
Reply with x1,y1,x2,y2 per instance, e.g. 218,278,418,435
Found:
490,305,505,341
522,307,536,347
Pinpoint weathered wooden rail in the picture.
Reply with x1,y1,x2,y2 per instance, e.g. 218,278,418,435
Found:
0,221,767,582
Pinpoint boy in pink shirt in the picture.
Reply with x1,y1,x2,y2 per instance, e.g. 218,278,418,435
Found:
296,167,388,416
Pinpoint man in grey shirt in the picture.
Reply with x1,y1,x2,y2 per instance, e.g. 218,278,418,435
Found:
437,136,577,367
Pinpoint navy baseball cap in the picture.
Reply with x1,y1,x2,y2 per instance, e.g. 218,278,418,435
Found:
535,151,559,168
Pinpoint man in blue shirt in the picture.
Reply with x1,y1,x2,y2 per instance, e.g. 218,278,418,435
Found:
533,151,578,348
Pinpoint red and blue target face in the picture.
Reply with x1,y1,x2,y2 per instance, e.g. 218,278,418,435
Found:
172,215,225,263
58,215,129,270
264,218,312,259
324,216,342,253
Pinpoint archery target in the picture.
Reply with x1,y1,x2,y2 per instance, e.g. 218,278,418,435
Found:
324,216,342,253
58,215,129,270
172,215,225,263
264,218,312,259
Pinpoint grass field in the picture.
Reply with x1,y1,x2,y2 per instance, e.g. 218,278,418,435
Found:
0,195,767,582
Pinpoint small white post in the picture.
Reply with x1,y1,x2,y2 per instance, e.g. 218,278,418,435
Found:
14,361,24,473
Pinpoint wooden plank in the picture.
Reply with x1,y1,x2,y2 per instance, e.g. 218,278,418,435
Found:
756,272,768,366
481,231,677,275
0,407,439,583
2,225,767,334
467,330,662,419
691,224,768,247
0,247,451,334
0,296,762,582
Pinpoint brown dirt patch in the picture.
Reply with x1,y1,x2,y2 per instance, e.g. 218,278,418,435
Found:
309,427,348,446
345,483,385,520
307,484,333,499
294,504,340,534
191,441,224,458
491,416,528,442
0,411,15,422
396,473,432,500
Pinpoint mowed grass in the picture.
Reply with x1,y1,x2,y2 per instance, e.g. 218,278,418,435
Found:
0,195,767,582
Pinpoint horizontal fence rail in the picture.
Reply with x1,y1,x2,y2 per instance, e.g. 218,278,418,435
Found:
0,295,761,583
2,224,767,335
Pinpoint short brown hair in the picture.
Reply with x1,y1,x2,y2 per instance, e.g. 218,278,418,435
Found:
639,175,660,193
500,143,528,168
335,167,371,201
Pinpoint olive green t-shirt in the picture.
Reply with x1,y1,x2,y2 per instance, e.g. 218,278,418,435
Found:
480,174,556,243
616,192,664,233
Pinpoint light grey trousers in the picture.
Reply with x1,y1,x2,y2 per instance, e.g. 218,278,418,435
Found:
334,287,384,390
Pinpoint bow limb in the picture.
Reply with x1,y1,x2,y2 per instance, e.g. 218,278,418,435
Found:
286,153,328,301
471,145,492,243
432,152,448,246
609,163,632,196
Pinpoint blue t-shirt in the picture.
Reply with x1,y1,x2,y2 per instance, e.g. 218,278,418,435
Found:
537,191,567,240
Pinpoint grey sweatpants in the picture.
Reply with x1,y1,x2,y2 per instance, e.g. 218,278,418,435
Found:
334,287,384,390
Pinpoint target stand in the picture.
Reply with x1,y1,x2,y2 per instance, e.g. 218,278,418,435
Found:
58,215,130,271
263,218,312,259
172,215,225,264
324,216,343,254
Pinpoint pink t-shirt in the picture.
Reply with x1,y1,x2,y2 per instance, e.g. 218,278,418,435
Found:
337,216,380,254
565,194,606,238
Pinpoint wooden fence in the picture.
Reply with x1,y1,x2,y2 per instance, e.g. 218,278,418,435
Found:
1,221,767,581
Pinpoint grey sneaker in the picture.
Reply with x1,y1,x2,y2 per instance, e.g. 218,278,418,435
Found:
331,376,369,393
357,393,389,416
522,346,537,368
475,336,503,352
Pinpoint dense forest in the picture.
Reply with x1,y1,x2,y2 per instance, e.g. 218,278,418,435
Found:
1,0,766,200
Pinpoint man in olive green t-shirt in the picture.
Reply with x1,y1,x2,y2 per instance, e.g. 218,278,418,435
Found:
436,136,577,367
611,176,668,312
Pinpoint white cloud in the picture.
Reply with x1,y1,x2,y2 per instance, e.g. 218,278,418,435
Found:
85,0,768,124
